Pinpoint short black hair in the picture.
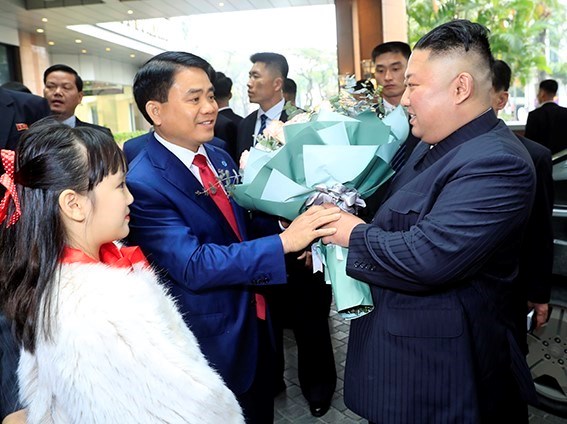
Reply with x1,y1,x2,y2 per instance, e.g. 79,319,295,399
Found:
133,51,216,125
213,71,232,100
250,52,289,79
371,41,411,62
492,59,512,92
414,19,494,71
539,79,558,96
43,64,83,92
283,78,297,95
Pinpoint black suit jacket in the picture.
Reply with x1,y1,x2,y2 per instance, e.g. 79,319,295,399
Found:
214,113,238,161
524,102,567,154
0,88,51,150
75,117,113,137
219,108,243,125
236,109,288,158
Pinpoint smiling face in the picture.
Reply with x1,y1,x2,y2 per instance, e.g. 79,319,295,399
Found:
83,171,133,255
374,52,408,106
43,71,83,120
149,67,218,151
401,49,461,144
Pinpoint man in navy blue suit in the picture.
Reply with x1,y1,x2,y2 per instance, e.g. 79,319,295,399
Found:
322,20,537,423
0,87,50,422
125,51,339,424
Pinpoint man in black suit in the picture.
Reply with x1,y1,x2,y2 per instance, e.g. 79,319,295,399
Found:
492,60,553,341
213,72,241,160
43,64,112,136
236,52,336,417
0,86,51,422
525,79,567,154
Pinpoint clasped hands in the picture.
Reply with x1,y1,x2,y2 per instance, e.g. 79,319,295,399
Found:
278,204,365,254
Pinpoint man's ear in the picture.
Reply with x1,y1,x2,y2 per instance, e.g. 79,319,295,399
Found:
494,91,509,112
454,72,474,105
146,100,162,126
273,76,284,92
58,189,87,222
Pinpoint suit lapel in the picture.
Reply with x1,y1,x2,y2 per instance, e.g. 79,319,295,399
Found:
145,136,242,241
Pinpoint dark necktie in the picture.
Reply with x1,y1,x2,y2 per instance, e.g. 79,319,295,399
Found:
193,154,266,319
258,113,268,136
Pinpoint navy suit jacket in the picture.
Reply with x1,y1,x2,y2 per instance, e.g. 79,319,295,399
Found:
214,113,238,161
0,88,51,150
344,113,537,423
126,132,287,394
123,131,228,164
524,102,567,154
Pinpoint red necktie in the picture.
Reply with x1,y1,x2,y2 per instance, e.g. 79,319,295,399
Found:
193,154,266,319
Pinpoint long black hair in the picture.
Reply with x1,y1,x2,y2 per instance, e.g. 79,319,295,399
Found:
0,118,126,352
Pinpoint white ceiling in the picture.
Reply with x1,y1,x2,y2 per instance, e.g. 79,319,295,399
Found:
0,0,333,65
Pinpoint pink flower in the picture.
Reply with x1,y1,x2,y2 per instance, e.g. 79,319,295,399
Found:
263,120,286,144
287,112,311,124
239,149,250,170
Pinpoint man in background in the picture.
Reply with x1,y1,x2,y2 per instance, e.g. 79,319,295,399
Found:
524,78,567,154
283,77,298,106
43,64,112,135
237,52,337,417
213,71,241,160
492,59,553,340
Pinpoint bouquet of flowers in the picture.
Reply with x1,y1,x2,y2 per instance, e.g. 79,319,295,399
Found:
232,80,409,319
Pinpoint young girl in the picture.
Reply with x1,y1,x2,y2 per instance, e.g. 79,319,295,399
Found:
0,120,244,423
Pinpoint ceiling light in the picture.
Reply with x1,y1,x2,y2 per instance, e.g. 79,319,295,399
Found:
81,49,87,54
48,41,55,46
219,2,224,6
75,39,82,43
68,24,165,56
36,28,44,33
105,47,111,52
42,18,48,22
130,53,136,58
127,9,133,14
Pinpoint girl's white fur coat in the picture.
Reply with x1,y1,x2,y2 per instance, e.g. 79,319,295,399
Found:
17,261,244,423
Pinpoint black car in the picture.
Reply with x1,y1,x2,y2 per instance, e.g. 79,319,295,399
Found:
526,148,567,416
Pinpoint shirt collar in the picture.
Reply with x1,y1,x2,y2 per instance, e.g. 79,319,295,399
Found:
153,131,211,170
259,98,285,120
61,115,77,128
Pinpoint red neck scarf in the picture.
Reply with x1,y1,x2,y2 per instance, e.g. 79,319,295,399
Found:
61,243,149,270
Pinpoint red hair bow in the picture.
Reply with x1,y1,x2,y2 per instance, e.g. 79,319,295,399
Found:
0,149,21,227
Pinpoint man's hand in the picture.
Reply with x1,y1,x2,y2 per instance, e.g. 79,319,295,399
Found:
528,301,549,330
279,206,341,254
321,208,365,247
2,410,26,424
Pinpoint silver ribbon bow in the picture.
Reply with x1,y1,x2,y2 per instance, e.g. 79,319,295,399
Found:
304,183,366,214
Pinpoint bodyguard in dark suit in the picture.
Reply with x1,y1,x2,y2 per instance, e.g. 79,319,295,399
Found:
524,79,567,154
125,51,339,424
43,64,112,136
213,71,242,161
492,60,553,339
322,21,537,423
237,52,336,418
0,87,51,421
